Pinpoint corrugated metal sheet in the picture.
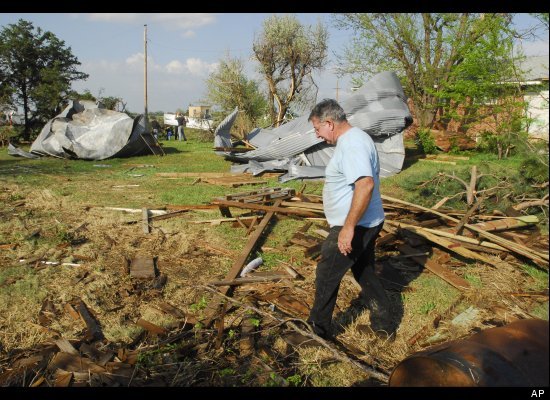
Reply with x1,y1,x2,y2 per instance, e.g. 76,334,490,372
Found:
24,100,152,160
214,71,412,181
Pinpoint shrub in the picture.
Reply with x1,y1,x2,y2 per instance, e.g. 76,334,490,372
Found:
416,128,437,154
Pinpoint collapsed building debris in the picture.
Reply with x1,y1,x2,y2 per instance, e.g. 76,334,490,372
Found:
1,182,548,387
214,71,413,182
8,100,158,160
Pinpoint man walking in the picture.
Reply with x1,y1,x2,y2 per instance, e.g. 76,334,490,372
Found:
175,112,187,142
306,99,393,341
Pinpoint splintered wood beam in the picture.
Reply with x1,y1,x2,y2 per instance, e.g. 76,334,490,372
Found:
209,274,291,286
203,199,283,328
382,194,549,266
211,199,319,217
386,220,503,268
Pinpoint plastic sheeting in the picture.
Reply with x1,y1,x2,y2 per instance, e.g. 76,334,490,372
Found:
214,71,412,181
10,100,150,160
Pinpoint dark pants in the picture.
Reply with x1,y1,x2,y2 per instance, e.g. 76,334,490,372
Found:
307,223,390,338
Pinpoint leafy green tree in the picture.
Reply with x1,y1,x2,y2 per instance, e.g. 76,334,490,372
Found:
0,19,88,139
530,12,549,29
435,19,530,159
253,14,328,127
333,13,515,129
100,96,125,111
67,89,96,102
206,55,268,137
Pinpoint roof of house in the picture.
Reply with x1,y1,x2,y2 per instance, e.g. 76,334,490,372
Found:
519,55,549,82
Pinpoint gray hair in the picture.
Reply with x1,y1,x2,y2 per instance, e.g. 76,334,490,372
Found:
308,98,346,123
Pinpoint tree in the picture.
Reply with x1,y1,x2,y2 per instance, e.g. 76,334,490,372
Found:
334,13,515,129
530,12,549,30
253,15,328,127
0,19,88,140
435,18,530,159
206,55,268,137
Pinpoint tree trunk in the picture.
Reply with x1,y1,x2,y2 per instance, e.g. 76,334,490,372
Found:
276,105,287,128
22,93,30,141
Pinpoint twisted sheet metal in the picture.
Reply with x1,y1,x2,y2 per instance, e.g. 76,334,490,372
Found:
214,71,412,181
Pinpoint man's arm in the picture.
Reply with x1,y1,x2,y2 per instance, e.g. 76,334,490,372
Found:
338,176,374,256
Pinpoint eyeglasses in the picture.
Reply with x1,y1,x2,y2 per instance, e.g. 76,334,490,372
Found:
314,120,331,133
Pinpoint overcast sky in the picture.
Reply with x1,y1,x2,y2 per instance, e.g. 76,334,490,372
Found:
1,13,547,115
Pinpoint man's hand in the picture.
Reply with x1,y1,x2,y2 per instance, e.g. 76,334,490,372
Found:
338,225,354,256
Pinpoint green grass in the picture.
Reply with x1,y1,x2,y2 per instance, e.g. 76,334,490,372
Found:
0,131,548,383
520,264,550,292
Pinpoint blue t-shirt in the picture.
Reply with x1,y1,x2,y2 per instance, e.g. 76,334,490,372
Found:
323,126,385,227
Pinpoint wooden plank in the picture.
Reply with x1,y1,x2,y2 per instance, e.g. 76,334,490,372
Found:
418,158,456,165
129,256,156,278
54,370,73,387
54,338,79,356
239,300,257,357
209,274,291,286
156,172,237,178
75,300,103,341
142,208,150,234
431,196,450,210
388,220,502,268
426,154,470,161
155,302,186,319
225,187,294,202
104,207,167,216
191,216,260,225
314,228,329,238
165,204,219,211
64,303,80,320
398,243,470,291
382,194,549,266
277,261,301,279
48,352,105,373
215,303,227,350
203,176,268,187
281,200,325,211
79,343,114,366
211,199,319,217
203,199,283,327
245,216,259,236
136,318,167,335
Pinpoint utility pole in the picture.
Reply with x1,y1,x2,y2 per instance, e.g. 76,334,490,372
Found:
334,78,339,102
144,24,148,118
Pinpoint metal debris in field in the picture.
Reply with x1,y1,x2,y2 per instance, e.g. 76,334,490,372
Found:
214,71,413,182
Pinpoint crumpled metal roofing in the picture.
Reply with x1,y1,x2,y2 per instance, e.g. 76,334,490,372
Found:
214,71,412,181
10,100,150,160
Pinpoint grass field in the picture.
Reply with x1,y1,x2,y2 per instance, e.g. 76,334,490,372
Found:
0,129,548,387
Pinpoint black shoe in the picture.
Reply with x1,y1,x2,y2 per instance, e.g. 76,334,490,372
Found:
356,324,396,342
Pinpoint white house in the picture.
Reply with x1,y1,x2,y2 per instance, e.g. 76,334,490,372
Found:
518,55,549,141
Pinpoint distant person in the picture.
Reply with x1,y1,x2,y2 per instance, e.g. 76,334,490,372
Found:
175,112,187,142
166,127,173,141
151,119,161,141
